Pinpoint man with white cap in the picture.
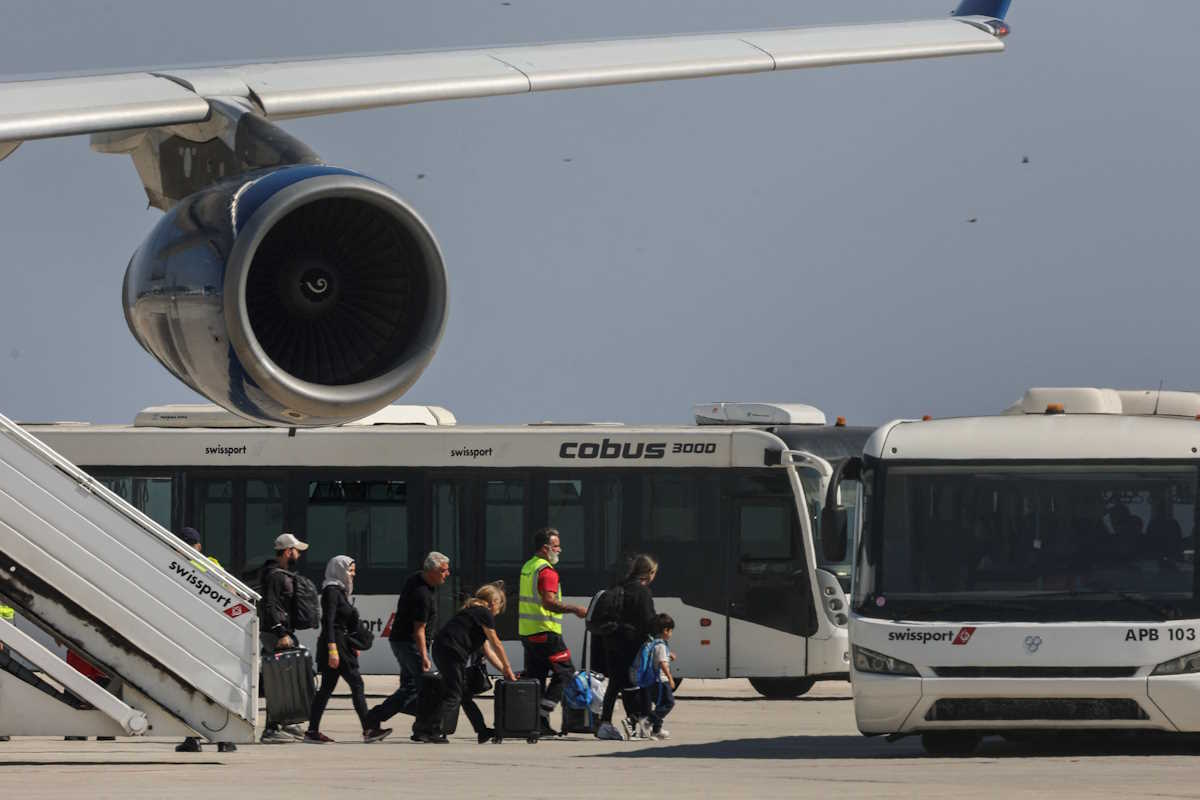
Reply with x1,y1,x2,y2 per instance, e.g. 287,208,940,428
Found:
259,532,309,743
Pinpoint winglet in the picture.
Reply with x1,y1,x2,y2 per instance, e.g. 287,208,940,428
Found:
953,0,1011,19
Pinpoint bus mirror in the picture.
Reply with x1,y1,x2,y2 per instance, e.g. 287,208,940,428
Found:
821,505,848,562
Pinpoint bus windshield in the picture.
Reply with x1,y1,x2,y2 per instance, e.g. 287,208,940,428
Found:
853,463,1200,622
802,471,857,591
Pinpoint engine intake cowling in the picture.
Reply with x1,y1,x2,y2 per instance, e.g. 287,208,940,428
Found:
123,165,447,426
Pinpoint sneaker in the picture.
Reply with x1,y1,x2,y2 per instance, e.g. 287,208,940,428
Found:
596,722,625,741
260,728,294,744
477,727,496,744
304,731,335,744
411,732,448,744
652,728,671,740
97,736,116,741
619,718,638,740
217,742,237,753
0,736,9,743
175,737,202,753
636,718,654,740
281,724,306,740
362,728,392,744
538,719,559,737
65,736,86,741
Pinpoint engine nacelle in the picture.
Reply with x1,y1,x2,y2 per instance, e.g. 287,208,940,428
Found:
123,165,447,426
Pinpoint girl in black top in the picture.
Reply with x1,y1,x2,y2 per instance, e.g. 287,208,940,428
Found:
597,554,658,740
306,556,392,744
414,583,517,743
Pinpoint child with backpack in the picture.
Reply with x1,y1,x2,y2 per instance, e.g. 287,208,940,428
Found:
630,613,676,740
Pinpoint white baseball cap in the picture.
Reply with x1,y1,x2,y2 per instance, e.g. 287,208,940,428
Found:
274,533,309,551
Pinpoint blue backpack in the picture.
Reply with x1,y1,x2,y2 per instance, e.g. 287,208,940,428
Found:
631,638,666,689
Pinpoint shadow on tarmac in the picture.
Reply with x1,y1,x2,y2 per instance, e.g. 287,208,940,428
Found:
582,732,1200,760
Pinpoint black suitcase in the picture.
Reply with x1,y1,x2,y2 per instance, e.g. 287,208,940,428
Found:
493,679,541,743
562,629,600,735
262,647,315,726
415,672,461,736
562,703,598,735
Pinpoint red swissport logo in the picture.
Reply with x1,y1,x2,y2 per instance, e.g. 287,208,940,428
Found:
381,613,396,638
952,627,977,646
224,603,251,619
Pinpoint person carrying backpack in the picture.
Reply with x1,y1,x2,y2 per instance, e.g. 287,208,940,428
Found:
630,613,676,740
594,554,658,741
259,532,311,743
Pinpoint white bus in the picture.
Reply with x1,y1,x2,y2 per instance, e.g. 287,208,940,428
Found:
25,401,867,697
823,388,1200,753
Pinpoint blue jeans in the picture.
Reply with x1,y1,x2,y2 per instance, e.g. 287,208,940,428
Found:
649,682,675,731
364,640,428,729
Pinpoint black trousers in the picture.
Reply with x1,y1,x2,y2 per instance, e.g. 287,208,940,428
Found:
309,655,369,732
599,637,645,723
521,632,575,719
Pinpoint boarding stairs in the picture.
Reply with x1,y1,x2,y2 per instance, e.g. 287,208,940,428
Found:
0,411,259,741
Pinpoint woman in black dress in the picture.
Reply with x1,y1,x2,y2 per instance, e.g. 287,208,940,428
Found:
305,555,392,743
414,583,517,743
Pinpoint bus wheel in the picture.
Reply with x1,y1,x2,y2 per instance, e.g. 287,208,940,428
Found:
920,732,981,756
748,677,816,699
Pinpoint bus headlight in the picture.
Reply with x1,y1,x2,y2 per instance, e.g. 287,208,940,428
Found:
852,645,918,676
1151,650,1200,676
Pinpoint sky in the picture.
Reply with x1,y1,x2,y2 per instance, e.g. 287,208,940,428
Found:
1,1,1197,427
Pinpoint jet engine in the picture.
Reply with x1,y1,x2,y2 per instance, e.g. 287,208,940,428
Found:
123,164,447,426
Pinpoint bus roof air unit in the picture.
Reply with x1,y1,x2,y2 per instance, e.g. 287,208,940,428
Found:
1004,388,1200,418
694,403,826,426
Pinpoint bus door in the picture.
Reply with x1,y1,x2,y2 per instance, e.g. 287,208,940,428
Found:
726,470,816,679
429,478,468,633
187,472,288,579
474,473,530,645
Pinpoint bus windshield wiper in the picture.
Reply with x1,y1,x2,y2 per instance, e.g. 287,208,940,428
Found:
1014,590,1175,621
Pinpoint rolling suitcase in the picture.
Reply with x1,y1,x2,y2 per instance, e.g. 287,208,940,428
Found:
563,629,601,735
262,647,316,727
493,679,542,743
414,672,461,736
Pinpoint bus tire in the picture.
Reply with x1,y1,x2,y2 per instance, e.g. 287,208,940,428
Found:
920,732,981,756
748,677,816,699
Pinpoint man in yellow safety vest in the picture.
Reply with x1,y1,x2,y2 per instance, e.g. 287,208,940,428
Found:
518,528,588,734
0,600,10,740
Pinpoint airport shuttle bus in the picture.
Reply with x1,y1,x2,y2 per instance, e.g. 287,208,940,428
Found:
824,388,1200,753
24,401,868,697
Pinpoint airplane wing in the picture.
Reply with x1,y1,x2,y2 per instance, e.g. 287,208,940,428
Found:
0,2,1010,150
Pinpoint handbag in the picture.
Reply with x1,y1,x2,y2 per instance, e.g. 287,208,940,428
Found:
465,656,492,696
345,620,375,651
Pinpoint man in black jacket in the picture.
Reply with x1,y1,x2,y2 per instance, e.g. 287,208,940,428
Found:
260,533,308,743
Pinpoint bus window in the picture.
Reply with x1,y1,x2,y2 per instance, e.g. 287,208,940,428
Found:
245,480,286,570
484,480,526,565
306,480,410,570
644,474,701,542
739,502,793,560
190,479,234,567
99,476,172,531
547,480,585,567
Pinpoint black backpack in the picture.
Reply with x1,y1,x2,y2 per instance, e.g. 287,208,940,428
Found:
290,572,321,631
586,585,624,637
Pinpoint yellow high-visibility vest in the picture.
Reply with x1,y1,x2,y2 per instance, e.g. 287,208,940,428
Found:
518,556,561,636
0,603,14,623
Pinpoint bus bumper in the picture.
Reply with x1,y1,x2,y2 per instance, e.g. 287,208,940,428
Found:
854,672,1200,734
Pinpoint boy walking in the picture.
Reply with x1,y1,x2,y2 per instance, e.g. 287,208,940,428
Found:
643,613,676,740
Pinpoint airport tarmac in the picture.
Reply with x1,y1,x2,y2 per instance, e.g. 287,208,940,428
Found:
4,678,1200,799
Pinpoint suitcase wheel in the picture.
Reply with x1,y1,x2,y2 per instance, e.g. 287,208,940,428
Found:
526,735,538,744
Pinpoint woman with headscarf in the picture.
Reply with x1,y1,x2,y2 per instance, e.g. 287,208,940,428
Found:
305,555,392,743
596,553,659,741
